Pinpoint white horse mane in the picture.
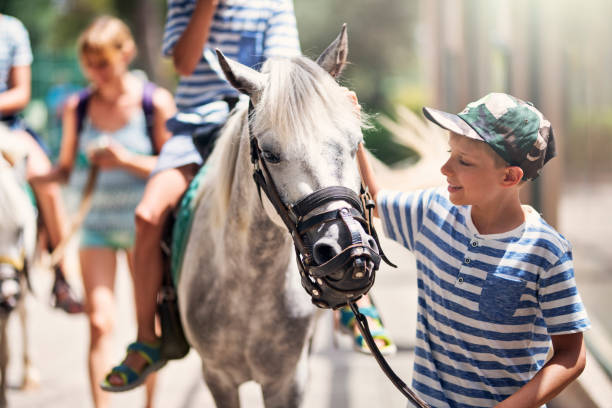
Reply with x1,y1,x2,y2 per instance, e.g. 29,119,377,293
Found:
253,56,364,150
202,55,366,227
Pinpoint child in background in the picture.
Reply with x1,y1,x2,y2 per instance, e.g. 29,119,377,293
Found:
102,0,303,392
355,92,589,407
33,16,175,408
0,13,83,313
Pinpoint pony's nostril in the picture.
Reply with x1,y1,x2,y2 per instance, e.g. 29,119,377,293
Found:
312,239,341,265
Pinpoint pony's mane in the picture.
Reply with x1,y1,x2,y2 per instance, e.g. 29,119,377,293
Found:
202,105,247,229
253,56,364,152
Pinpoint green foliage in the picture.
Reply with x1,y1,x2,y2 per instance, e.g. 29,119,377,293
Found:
2,0,424,165
567,107,612,174
295,0,422,164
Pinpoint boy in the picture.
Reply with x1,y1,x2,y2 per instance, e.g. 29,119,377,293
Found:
356,92,590,407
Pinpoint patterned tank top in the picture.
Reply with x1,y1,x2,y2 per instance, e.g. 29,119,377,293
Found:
70,109,153,236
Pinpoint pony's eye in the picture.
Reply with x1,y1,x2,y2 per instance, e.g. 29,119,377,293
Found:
262,150,281,164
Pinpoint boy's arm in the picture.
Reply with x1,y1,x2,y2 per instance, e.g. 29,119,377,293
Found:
495,332,586,408
0,65,31,115
356,143,381,218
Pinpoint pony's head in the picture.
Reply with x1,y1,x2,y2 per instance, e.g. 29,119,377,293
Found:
216,26,390,308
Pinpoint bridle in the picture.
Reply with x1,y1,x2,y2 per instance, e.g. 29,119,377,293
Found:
247,103,394,309
247,102,430,407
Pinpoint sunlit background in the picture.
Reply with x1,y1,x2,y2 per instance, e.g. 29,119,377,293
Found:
1,0,611,405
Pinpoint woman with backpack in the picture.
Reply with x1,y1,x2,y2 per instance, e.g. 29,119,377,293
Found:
32,16,175,408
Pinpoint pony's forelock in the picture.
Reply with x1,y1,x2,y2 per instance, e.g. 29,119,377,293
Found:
252,57,364,151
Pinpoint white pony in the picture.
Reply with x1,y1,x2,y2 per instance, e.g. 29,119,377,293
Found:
0,124,39,407
178,28,379,407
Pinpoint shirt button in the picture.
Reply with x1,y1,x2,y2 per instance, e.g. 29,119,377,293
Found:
471,240,478,247
464,258,471,264
457,277,464,284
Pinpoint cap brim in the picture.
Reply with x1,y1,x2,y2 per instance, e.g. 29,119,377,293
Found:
422,107,483,141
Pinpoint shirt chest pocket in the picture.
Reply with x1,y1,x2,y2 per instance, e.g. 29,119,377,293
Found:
479,273,527,323
238,32,264,69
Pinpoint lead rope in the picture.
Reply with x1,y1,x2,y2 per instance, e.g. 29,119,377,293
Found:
47,165,99,268
349,301,431,408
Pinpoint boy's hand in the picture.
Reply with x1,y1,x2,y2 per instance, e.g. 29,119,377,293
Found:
341,87,361,118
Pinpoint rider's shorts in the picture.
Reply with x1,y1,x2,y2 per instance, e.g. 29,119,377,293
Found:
152,135,203,176
151,99,239,176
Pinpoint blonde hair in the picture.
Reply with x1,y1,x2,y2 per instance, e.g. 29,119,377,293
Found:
78,16,136,65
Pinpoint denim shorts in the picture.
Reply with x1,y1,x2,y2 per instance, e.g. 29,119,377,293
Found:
151,100,232,176
152,135,203,176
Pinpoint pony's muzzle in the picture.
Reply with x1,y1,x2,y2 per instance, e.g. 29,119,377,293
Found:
308,215,381,298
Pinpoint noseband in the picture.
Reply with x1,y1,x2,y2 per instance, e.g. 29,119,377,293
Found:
247,104,394,309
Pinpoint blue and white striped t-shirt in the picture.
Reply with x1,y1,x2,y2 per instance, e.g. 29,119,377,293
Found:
378,188,590,408
0,15,32,96
162,0,300,110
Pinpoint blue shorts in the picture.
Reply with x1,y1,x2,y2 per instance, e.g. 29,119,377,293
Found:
151,100,233,176
152,135,203,176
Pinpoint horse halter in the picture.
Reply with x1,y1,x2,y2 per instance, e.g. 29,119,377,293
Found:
247,104,394,309
247,103,431,407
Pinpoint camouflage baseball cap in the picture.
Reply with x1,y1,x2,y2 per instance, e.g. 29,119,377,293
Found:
423,92,556,180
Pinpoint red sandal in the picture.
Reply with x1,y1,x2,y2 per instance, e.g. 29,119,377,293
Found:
51,277,84,314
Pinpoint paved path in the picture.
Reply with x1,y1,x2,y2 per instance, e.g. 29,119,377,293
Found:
5,235,419,408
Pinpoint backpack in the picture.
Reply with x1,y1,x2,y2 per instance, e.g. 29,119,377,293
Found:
74,81,159,153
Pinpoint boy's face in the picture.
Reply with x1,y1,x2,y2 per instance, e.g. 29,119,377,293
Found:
440,132,507,206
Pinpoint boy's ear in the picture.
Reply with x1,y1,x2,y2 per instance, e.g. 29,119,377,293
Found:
503,166,524,186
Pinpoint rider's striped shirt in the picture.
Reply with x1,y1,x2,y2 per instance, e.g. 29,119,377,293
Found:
0,15,32,99
162,0,300,110
378,188,590,408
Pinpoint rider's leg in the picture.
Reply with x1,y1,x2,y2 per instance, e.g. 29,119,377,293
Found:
17,130,68,251
16,130,82,312
81,246,117,408
106,164,196,387
125,249,157,408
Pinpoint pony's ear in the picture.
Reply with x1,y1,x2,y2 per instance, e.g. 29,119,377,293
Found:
316,24,348,78
216,49,265,101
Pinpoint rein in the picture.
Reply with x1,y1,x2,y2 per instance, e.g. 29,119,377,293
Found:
246,102,429,407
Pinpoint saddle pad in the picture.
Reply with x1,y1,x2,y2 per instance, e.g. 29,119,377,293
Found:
23,182,37,209
171,164,208,287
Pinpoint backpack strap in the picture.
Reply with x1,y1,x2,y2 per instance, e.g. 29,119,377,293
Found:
142,81,158,153
75,83,158,153
75,88,92,136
